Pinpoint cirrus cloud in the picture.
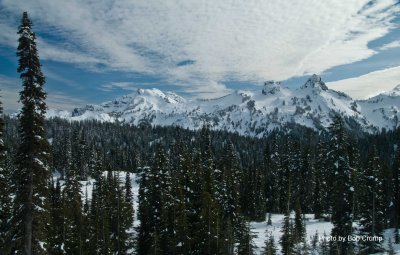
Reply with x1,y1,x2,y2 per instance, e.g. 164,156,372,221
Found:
328,66,400,99
0,0,398,95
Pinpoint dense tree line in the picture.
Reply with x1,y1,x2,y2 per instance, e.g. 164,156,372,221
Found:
3,102,400,254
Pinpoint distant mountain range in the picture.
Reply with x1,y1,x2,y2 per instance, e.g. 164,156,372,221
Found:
47,75,400,136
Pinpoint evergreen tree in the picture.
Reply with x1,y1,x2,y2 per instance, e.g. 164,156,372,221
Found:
313,168,322,219
218,141,242,229
280,212,293,255
11,12,51,254
237,220,256,255
55,132,71,180
298,148,314,212
328,116,353,255
71,128,89,180
81,186,91,254
88,148,103,180
88,174,111,254
196,191,220,254
347,139,361,222
278,138,295,213
267,213,272,226
62,148,84,254
0,95,12,253
310,231,319,254
120,172,135,253
191,127,222,254
137,145,174,254
315,139,330,213
262,232,277,255
136,167,152,255
358,145,385,253
264,135,280,213
293,198,305,244
105,170,123,254
170,141,192,254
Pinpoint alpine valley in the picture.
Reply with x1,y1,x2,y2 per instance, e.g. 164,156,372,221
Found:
48,74,400,136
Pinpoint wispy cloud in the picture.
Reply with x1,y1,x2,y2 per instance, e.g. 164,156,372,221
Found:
0,0,398,96
178,80,232,99
379,40,400,51
46,92,87,111
328,66,400,99
43,68,82,89
99,82,137,92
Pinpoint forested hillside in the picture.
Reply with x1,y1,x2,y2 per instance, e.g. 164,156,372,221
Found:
2,114,400,254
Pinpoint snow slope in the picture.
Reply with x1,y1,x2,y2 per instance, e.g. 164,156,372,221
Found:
47,75,400,136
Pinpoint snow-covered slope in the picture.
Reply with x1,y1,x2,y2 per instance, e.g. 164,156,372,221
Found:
47,75,400,136
357,84,400,131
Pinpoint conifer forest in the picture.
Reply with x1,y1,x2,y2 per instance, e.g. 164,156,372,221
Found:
1,11,400,255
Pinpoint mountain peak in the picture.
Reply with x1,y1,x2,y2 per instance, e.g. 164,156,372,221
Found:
135,88,185,104
301,74,328,91
262,80,282,95
47,79,400,135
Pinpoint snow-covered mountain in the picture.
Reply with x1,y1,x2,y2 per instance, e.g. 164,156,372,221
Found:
47,75,400,136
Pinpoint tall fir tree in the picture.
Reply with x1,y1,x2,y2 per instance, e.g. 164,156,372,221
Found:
62,142,84,254
237,220,256,255
264,135,281,213
313,167,323,219
218,141,242,231
137,145,174,254
196,128,222,254
293,198,305,244
347,139,361,222
171,141,193,253
358,145,385,253
328,116,354,255
280,212,293,255
136,166,152,255
120,172,135,253
92,173,112,255
315,139,331,214
12,12,51,254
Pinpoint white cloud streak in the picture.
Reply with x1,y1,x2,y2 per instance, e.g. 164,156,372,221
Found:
0,0,398,95
328,66,400,99
46,92,88,111
379,40,400,51
100,82,137,92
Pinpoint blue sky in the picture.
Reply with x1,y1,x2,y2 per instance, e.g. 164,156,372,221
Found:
1,0,400,113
